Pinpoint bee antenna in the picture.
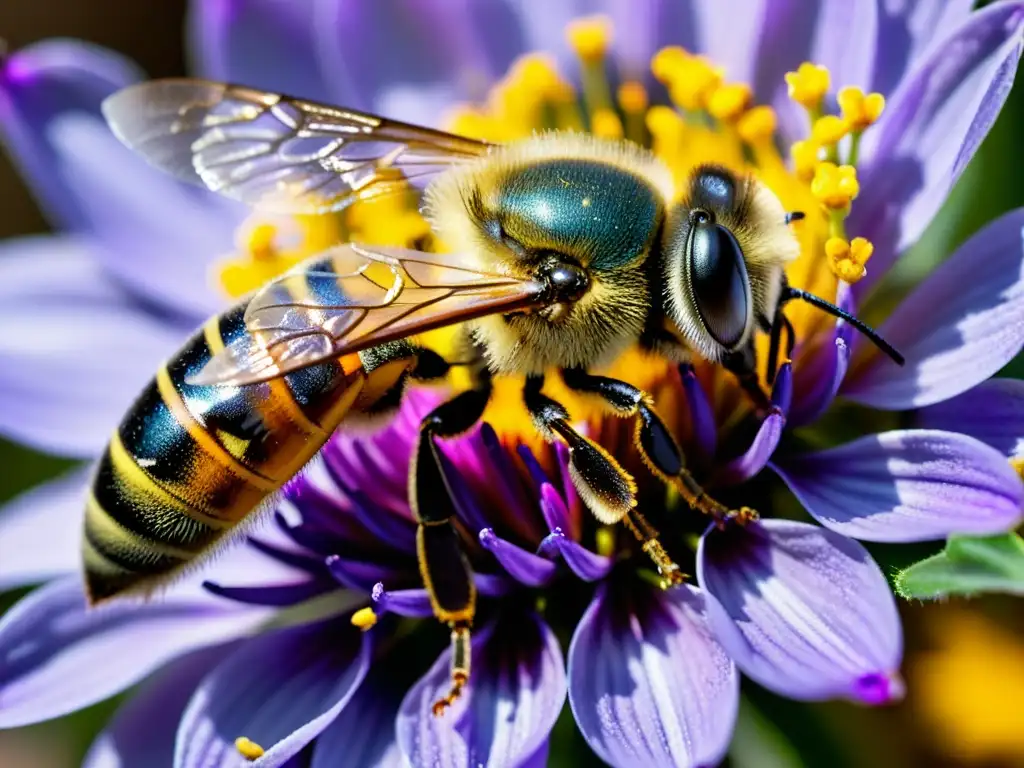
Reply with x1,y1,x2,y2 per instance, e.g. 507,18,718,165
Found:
782,287,905,366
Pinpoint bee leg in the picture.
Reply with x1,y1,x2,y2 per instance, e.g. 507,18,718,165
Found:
409,370,492,716
523,373,637,523
721,341,771,412
560,368,758,532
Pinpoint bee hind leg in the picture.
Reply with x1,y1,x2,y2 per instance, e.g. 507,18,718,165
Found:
409,369,492,716
560,368,757,564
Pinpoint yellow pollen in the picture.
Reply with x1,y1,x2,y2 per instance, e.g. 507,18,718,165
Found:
737,105,777,145
596,527,616,558
707,83,753,123
235,737,265,761
837,86,886,131
246,223,278,261
666,55,723,111
444,105,497,141
825,236,873,283
216,217,313,299
785,62,831,111
591,108,624,139
791,139,822,182
617,80,648,114
351,606,379,630
565,15,613,62
650,46,690,83
811,114,849,146
811,162,859,210
509,53,565,101
1011,456,1024,480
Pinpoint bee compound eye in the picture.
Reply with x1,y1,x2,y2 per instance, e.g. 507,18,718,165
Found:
687,223,750,349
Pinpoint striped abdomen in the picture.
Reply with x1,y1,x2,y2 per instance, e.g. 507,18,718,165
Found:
83,300,406,603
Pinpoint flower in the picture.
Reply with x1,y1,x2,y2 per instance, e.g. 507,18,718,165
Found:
1,1,1024,767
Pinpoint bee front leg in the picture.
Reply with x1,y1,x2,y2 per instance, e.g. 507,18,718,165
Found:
560,368,757,553
409,369,492,717
721,340,772,412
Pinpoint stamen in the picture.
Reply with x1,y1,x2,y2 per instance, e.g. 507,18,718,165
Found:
791,139,821,183
351,606,378,630
591,108,624,139
785,62,830,115
707,82,753,123
235,737,265,761
216,218,298,299
810,114,848,162
837,86,885,167
737,105,777,147
811,162,859,211
618,81,649,144
566,15,614,119
665,54,723,112
825,236,874,283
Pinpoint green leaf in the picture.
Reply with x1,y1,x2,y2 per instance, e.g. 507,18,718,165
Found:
894,532,1024,600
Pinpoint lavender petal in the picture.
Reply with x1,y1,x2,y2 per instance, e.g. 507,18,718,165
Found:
549,530,614,582
396,611,566,768
174,617,371,768
679,364,717,462
772,430,1024,542
83,644,233,768
850,2,1024,298
371,583,435,619
0,468,90,589
698,520,904,704
917,378,1024,458
479,528,558,587
0,577,268,728
841,209,1024,409
568,581,739,768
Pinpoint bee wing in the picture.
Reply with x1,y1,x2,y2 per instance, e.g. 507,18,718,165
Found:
102,78,490,214
190,243,546,386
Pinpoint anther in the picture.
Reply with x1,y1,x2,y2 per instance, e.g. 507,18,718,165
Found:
351,606,378,630
235,737,265,761
825,236,874,283
707,83,753,123
837,86,885,132
565,15,613,63
785,62,831,112
617,81,648,114
650,45,691,83
811,162,859,210
667,56,724,112
811,114,849,147
737,105,777,145
791,139,821,183
591,108,624,139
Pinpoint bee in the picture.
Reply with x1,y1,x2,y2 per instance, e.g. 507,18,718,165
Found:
96,79,904,713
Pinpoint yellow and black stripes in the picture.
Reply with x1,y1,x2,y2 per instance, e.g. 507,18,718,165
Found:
83,299,370,604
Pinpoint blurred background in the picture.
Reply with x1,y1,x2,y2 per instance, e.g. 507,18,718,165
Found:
0,2,1022,766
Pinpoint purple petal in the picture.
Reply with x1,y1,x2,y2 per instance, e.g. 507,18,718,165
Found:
479,528,558,587
548,529,614,582
790,285,854,426
772,430,1024,542
679,364,717,463
568,581,739,768
175,617,371,768
0,236,185,457
807,1,878,92
716,409,785,486
917,378,1024,457
0,576,268,728
850,3,1024,297
0,468,89,589
396,611,566,768
188,0,336,103
698,520,904,704
83,644,233,768
371,582,435,619
202,578,333,607
841,209,1024,409
0,40,141,230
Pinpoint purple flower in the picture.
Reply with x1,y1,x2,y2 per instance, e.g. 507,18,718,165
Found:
1,1,1024,766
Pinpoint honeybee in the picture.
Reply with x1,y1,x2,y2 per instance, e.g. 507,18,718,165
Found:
94,79,903,713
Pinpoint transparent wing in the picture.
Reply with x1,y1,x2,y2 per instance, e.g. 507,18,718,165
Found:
102,79,490,213
190,244,547,386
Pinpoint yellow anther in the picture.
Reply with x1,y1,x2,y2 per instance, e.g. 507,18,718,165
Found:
245,222,278,262
595,527,616,558
617,80,648,114
650,45,691,83
509,53,564,100
1011,456,1024,480
591,108,624,139
737,105,777,145
667,55,723,111
707,82,753,123
811,162,859,209
235,737,265,761
811,114,848,145
566,15,613,62
351,606,379,630
825,235,873,283
785,62,831,110
217,217,305,299
445,105,497,141
790,139,821,182
837,86,886,131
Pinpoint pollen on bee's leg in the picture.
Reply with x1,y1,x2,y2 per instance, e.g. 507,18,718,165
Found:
235,737,265,761
432,622,471,717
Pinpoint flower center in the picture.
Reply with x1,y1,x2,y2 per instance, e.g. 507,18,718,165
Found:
213,16,887,447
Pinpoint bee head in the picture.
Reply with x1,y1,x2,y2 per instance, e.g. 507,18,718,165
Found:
661,165,798,361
